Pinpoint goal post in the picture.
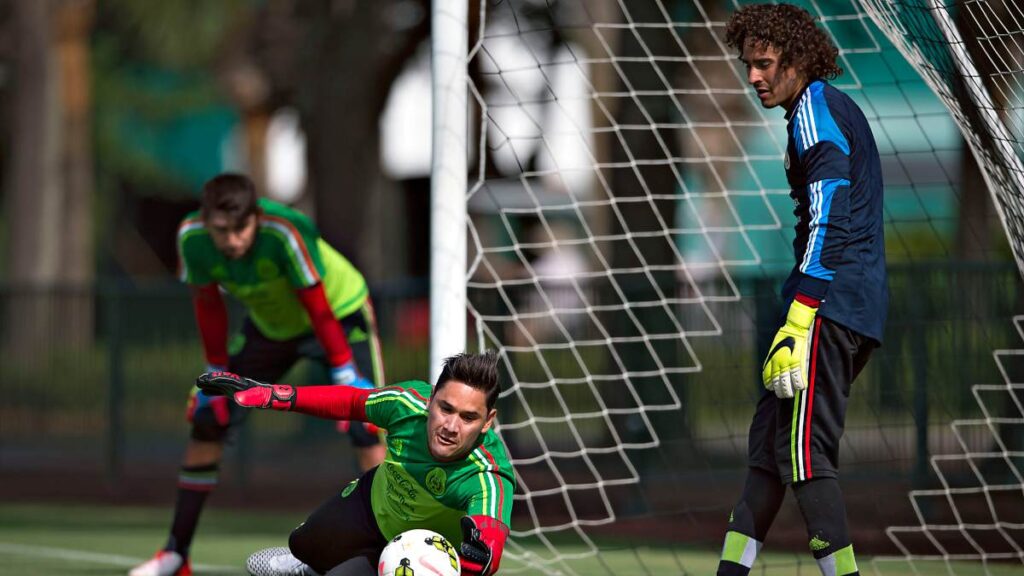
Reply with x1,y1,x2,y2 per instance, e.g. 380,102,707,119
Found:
430,0,469,383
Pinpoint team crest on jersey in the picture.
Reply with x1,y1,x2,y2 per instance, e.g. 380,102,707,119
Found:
256,258,279,280
390,438,404,457
425,467,448,495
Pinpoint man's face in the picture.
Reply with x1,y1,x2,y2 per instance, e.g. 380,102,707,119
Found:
740,40,806,111
205,211,257,260
426,380,496,462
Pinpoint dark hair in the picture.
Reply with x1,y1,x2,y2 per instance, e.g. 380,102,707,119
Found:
435,351,501,410
200,173,260,222
726,3,842,81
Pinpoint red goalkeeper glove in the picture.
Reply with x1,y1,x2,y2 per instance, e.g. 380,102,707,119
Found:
459,515,508,576
196,371,296,411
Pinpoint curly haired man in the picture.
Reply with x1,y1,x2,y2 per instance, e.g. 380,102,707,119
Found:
716,5,887,576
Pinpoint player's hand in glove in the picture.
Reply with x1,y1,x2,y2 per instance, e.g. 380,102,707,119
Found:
459,515,508,576
330,360,373,389
196,371,296,411
762,295,819,399
330,360,379,435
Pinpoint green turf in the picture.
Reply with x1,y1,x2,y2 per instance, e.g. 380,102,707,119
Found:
1,504,1020,575
0,504,300,575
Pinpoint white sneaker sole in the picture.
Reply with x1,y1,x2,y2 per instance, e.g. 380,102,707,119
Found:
246,547,318,576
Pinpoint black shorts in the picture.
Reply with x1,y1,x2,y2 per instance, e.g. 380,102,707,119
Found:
289,466,387,574
190,299,384,447
747,316,874,483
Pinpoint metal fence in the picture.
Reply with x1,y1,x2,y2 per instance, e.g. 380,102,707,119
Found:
1,264,1021,508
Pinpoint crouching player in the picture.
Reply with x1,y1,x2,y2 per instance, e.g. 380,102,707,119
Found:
197,351,514,576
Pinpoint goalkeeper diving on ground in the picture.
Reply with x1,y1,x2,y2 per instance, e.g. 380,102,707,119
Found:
196,351,514,576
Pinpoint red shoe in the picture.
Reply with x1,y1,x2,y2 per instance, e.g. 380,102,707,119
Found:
128,550,192,576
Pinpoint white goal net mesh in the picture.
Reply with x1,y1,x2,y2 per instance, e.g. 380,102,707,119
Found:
862,0,1024,570
457,0,1024,573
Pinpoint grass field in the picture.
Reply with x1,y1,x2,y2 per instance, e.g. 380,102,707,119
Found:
1,504,1021,575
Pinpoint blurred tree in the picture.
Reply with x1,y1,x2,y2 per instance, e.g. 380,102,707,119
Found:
6,0,432,293
4,0,95,350
608,0,681,303
91,0,247,278
953,0,1024,463
220,0,430,280
92,0,430,282
953,0,1013,262
297,0,429,280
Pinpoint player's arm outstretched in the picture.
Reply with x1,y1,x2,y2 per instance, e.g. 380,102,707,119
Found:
196,371,376,423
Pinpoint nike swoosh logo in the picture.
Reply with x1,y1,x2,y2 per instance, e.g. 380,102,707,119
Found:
764,336,796,368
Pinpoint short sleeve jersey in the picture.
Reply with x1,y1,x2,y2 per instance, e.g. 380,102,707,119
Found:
177,198,368,340
364,381,515,546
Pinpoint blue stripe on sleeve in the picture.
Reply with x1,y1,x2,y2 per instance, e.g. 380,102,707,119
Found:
799,177,849,280
792,82,850,160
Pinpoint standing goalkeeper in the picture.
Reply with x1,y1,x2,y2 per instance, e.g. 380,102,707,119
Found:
717,4,887,576
131,173,385,576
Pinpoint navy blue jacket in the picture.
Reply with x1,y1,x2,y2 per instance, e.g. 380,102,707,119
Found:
780,80,888,343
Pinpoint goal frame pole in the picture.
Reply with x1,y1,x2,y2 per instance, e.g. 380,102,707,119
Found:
430,0,469,383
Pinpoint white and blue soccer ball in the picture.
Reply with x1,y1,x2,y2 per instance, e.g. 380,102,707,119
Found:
378,529,460,576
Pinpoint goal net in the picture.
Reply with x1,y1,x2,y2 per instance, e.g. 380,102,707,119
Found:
861,0,1024,570
446,0,1024,573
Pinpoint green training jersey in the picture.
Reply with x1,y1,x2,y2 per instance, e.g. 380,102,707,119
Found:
364,381,515,546
177,198,367,340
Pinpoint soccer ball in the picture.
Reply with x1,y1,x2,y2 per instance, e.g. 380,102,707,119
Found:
378,529,460,576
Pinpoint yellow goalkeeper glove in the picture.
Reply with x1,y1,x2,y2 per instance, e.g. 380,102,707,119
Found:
762,296,819,398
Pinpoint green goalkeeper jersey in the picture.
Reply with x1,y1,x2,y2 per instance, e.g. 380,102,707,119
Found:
363,381,515,545
176,198,367,340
